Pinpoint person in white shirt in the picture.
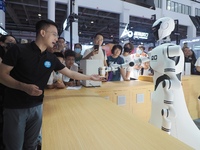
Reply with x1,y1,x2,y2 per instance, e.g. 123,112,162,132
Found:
132,45,148,79
82,33,108,80
54,37,66,53
47,52,66,89
139,57,153,76
195,56,200,75
120,42,134,80
63,50,80,86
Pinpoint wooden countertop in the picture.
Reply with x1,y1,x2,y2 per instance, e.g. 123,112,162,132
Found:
42,87,193,150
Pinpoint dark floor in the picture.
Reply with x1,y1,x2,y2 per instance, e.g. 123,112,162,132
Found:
194,118,200,130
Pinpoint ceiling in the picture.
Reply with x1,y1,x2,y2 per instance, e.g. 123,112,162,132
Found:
4,0,188,45
5,0,68,40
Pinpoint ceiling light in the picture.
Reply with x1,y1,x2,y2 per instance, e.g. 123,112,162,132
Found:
38,13,42,17
91,21,94,24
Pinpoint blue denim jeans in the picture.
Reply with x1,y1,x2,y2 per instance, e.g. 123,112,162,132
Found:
3,105,42,150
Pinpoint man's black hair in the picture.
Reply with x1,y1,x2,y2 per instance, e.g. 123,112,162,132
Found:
35,19,58,37
58,37,65,41
123,42,134,50
93,33,104,39
111,44,123,55
74,43,82,49
0,35,17,43
64,50,76,58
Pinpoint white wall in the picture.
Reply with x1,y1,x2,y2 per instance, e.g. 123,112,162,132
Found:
56,0,200,42
78,0,123,14
0,10,5,29
67,0,200,22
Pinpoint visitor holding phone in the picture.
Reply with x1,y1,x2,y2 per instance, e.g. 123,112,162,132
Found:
82,33,108,80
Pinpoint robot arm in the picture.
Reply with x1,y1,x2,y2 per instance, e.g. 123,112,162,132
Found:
163,45,182,74
98,61,135,77
98,66,118,77
161,79,176,135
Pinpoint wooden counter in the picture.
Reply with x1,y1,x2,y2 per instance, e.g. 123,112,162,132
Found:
42,88,192,150
90,75,200,120
90,80,154,122
182,75,200,119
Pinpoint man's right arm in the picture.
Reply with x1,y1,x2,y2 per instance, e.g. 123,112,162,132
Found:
82,48,98,59
196,66,200,72
0,63,42,96
195,57,200,72
82,52,92,59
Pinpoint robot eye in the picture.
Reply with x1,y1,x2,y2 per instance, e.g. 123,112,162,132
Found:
152,27,156,32
152,21,162,40
152,21,162,32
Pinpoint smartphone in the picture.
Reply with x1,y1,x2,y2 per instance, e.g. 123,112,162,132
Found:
94,45,99,51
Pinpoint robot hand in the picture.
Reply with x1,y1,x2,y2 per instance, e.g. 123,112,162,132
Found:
161,104,176,135
161,108,171,134
162,79,176,117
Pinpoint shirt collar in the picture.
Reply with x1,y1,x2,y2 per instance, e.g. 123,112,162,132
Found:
31,41,47,54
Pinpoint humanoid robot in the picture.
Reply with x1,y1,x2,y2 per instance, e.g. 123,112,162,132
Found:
149,17,200,149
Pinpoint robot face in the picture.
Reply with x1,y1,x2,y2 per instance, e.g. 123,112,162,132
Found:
152,21,162,41
152,17,175,41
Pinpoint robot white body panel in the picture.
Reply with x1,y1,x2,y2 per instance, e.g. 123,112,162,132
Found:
149,43,200,149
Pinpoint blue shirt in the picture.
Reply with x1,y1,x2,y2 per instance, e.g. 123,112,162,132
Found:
107,56,124,81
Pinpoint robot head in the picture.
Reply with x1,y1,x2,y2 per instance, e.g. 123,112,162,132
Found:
152,17,175,41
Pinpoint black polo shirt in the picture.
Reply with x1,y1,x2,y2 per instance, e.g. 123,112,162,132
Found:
2,41,65,109
0,46,5,60
0,46,6,96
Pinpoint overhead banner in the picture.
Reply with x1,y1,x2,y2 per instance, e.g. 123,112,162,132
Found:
120,23,149,40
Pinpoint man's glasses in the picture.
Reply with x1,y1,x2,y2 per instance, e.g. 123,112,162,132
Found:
65,58,75,62
45,31,59,38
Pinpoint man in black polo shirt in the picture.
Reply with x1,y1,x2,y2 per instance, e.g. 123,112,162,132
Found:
0,19,102,150
0,34,17,150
